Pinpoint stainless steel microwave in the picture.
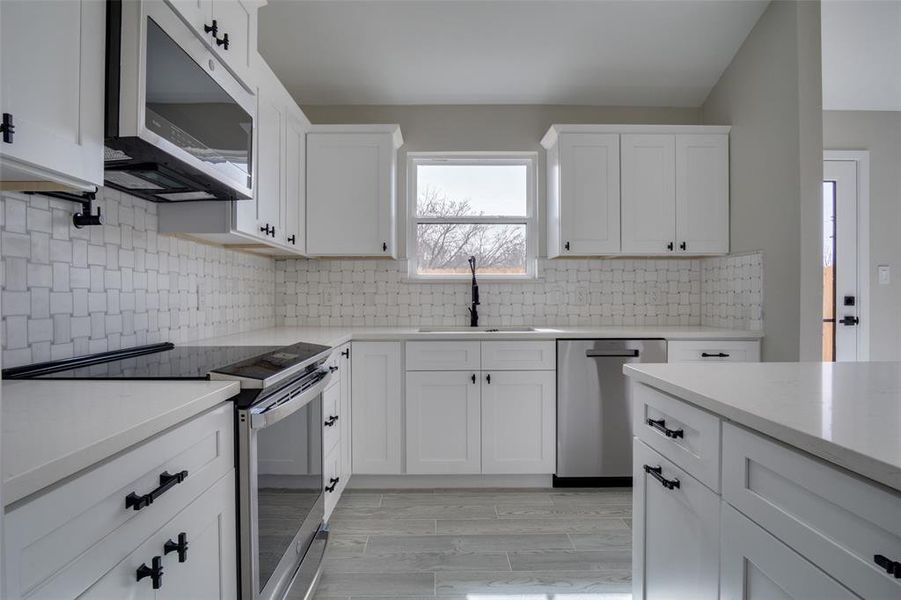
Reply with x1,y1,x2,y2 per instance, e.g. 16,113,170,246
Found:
104,0,254,202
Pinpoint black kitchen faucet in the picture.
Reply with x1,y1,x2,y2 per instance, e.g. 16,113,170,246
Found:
468,256,480,327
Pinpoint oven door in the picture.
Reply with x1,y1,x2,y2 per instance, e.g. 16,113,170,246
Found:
238,372,330,600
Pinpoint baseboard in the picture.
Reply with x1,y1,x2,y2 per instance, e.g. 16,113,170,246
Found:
346,474,554,489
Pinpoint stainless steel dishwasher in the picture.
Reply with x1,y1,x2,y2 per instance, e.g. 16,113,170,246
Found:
555,339,667,486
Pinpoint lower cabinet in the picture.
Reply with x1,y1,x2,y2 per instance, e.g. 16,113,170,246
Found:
405,371,481,474
632,438,719,600
481,371,556,474
351,342,403,474
720,503,855,600
81,471,237,600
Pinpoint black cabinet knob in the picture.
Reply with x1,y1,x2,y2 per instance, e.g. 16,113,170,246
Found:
341,349,350,358
324,415,339,427
203,20,218,36
325,477,340,492
1,113,14,144
382,242,388,252
287,234,296,245
216,32,229,50
136,556,164,589
471,373,476,384
679,241,687,251
486,374,491,384
564,241,570,251
164,532,189,563
874,554,901,578
667,242,674,251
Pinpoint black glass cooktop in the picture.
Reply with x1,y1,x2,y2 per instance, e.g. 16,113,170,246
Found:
2,342,332,381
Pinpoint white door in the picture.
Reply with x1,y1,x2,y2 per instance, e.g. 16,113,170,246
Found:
351,342,402,474
675,134,729,254
558,133,621,254
406,371,481,474
0,0,104,190
823,159,861,361
283,109,308,251
621,134,677,254
481,371,556,474
306,133,394,256
633,439,719,600
720,503,855,600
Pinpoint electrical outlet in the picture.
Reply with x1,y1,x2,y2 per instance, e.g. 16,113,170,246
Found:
878,265,891,285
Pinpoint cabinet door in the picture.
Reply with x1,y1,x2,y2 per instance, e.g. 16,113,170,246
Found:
339,344,353,483
558,133,621,254
405,371,481,474
210,0,256,88
283,109,309,252
675,134,729,254
350,342,402,474
621,134,676,254
481,371,555,474
633,439,719,600
720,503,856,600
81,471,237,600
0,0,104,190
242,74,284,242
306,133,395,256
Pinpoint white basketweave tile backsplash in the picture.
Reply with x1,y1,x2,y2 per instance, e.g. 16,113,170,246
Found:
1,187,762,369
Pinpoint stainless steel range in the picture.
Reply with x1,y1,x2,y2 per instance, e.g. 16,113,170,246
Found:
3,340,335,600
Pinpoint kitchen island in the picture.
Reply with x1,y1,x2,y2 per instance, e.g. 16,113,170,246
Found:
624,361,901,599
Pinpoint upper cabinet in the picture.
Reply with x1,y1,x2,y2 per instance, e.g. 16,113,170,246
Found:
0,0,105,191
306,125,403,257
166,0,259,87
542,125,730,257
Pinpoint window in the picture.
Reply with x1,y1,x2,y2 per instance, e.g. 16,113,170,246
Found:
407,153,537,280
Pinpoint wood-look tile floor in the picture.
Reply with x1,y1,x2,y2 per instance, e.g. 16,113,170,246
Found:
314,488,633,599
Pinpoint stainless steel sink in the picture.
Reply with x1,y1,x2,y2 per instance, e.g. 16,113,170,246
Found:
418,326,536,333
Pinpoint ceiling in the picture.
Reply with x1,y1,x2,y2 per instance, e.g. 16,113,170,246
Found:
821,0,901,111
258,0,769,107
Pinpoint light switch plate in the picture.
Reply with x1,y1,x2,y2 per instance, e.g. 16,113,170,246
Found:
878,265,891,285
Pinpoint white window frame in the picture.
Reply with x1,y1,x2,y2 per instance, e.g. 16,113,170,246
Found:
406,151,539,281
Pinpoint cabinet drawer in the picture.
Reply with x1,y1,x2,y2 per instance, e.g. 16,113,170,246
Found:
723,423,901,598
323,382,341,456
481,341,555,370
4,404,234,600
324,445,341,522
633,383,721,491
633,439,719,600
405,342,480,371
667,340,760,362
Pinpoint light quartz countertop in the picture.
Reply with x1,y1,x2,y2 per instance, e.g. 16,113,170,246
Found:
624,361,901,494
2,380,239,506
193,325,762,348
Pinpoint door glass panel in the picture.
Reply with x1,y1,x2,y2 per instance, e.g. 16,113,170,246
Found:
145,17,252,185
822,181,836,362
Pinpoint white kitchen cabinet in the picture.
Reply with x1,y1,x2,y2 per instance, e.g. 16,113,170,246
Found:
632,438,720,600
675,134,729,254
543,132,621,256
621,134,677,255
0,0,104,191
245,62,286,243
481,371,556,474
81,471,237,600
720,503,855,600
165,0,258,88
351,342,403,474
283,107,309,250
306,125,403,257
405,371,481,474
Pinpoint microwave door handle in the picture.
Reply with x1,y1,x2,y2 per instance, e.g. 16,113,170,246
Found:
250,373,331,430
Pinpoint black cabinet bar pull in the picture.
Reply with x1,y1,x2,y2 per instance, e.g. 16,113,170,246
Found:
471,373,476,384
1,113,14,144
164,532,189,563
643,464,680,490
646,418,684,439
325,477,340,492
125,470,188,511
324,415,339,427
701,352,730,358
874,554,901,578
136,556,164,589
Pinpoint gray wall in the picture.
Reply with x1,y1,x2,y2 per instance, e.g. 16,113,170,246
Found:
301,104,702,258
701,0,823,362
823,110,901,360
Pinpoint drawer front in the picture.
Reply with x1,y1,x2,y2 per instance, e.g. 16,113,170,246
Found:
720,502,856,600
4,404,234,600
481,341,555,370
405,341,480,371
723,423,901,598
323,445,341,522
633,439,719,600
633,383,721,491
323,381,341,456
667,340,760,362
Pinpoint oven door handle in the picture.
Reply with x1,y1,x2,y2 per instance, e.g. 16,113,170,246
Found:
250,373,331,430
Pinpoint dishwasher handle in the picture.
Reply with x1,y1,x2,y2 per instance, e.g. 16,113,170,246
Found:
586,349,640,358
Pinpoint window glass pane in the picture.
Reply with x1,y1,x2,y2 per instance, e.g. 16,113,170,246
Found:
417,164,527,217
416,223,526,276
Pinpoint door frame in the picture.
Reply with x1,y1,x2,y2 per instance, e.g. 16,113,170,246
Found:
823,150,870,361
